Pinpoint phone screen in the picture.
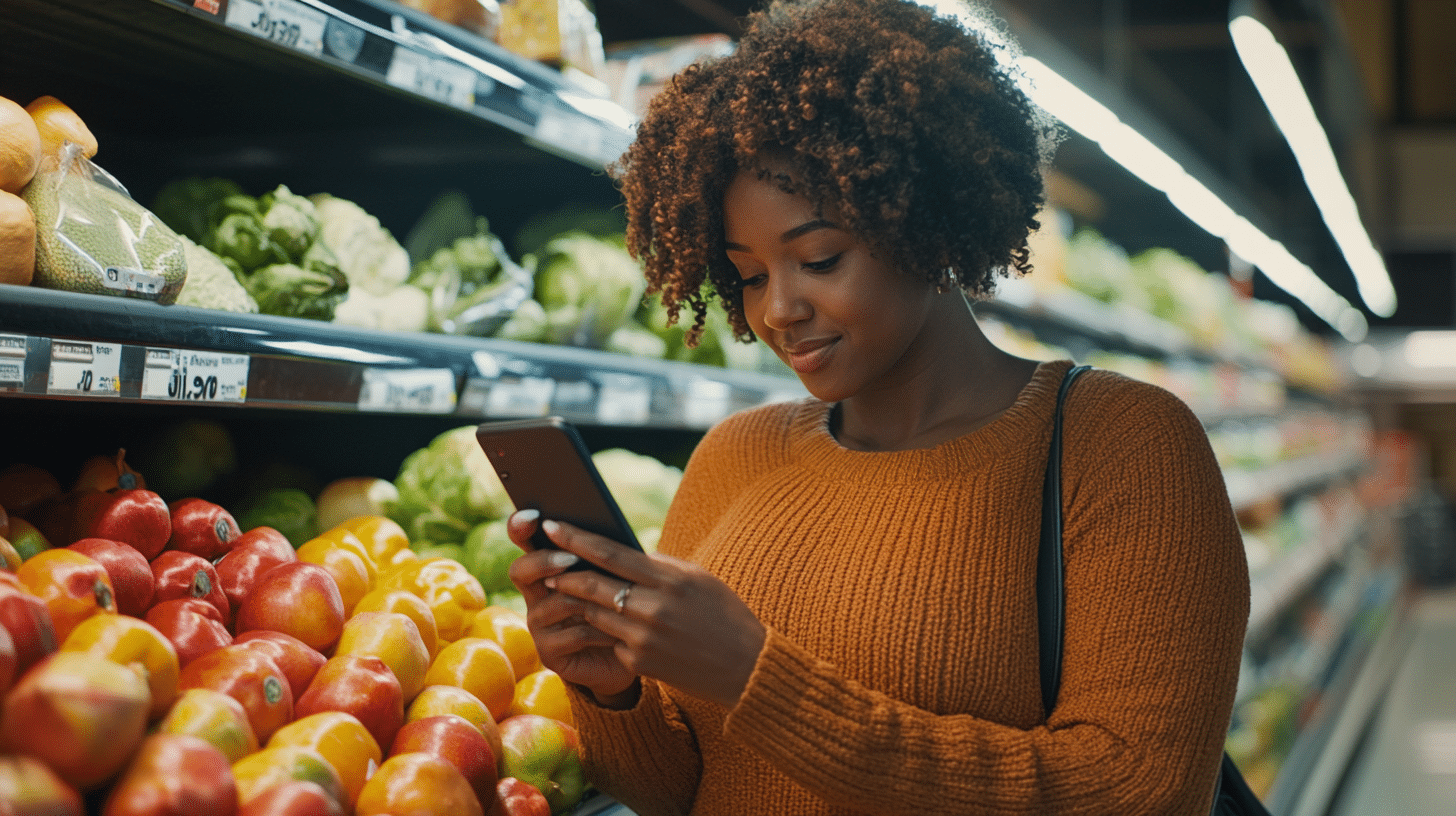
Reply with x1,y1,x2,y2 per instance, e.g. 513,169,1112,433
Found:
475,417,642,574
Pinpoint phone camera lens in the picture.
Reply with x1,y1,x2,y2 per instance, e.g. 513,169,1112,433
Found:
499,471,510,480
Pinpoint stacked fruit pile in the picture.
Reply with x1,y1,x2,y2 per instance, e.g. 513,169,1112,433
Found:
0,454,582,816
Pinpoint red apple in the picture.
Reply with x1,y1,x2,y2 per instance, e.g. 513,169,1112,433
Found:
177,643,293,743
146,598,233,667
235,563,344,652
1,651,150,790
295,654,404,751
215,528,296,616
237,780,346,816
67,538,154,617
150,550,230,628
491,777,551,816
101,733,237,816
233,630,326,701
390,715,498,807
0,754,84,816
496,715,585,814
0,571,57,674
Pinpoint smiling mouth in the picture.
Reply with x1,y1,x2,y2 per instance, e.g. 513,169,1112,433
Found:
782,338,836,374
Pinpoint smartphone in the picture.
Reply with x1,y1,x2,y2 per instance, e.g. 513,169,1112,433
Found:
475,416,643,576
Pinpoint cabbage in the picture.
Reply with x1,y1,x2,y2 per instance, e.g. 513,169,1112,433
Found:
591,448,682,534
175,236,258,313
388,425,514,548
533,233,646,348
310,193,411,297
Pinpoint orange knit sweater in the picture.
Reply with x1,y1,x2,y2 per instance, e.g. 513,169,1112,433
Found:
569,360,1249,816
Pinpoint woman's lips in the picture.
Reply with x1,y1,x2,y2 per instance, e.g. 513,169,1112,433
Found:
783,338,836,375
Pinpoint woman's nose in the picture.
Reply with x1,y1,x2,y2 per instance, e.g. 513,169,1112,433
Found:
760,270,812,331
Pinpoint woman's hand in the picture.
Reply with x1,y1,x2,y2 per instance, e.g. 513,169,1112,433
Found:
506,510,767,710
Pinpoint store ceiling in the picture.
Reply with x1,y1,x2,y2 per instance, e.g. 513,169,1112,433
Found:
594,0,1456,334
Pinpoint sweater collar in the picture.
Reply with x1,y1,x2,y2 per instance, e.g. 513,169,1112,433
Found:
785,359,1075,481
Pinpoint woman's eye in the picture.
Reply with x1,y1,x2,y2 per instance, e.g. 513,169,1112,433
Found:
738,274,768,290
803,254,841,272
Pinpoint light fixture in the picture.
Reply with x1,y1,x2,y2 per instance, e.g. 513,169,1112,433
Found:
1403,331,1456,369
1230,6,1397,318
916,0,1369,341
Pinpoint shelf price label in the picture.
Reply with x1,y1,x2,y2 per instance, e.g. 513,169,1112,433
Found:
0,334,26,388
47,341,122,398
225,0,329,58
358,368,457,414
141,348,250,403
533,106,605,165
596,374,652,426
386,48,476,110
485,376,555,417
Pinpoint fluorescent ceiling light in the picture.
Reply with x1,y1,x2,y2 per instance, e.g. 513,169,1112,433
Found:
1230,14,1397,318
1403,331,1456,369
917,1,1369,341
1016,55,1368,341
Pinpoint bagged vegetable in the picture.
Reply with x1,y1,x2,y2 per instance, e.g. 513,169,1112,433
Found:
24,144,187,304
406,195,533,336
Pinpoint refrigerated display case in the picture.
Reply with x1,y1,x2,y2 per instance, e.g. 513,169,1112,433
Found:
0,1,1400,812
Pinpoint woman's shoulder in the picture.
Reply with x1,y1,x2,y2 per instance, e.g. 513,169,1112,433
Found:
1066,366,1209,448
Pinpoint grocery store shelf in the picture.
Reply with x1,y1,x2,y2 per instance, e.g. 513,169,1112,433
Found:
1224,450,1367,513
1245,517,1364,647
1,0,634,172
0,285,805,428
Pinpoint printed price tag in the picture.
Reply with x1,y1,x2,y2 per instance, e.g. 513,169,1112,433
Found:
47,341,122,397
358,368,457,414
533,106,605,165
225,0,329,57
596,374,652,425
682,378,731,428
140,348,250,403
386,48,476,109
485,376,555,417
0,334,26,386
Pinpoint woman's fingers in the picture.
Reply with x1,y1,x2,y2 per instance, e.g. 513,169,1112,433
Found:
537,518,659,586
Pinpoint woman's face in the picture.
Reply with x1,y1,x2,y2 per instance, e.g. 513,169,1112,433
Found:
722,164,939,404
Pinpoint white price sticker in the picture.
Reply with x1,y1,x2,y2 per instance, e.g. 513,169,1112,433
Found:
358,368,457,414
534,106,605,164
596,374,652,425
225,0,329,57
0,334,25,385
682,378,732,428
47,341,122,397
485,377,555,417
386,49,476,109
140,348,250,403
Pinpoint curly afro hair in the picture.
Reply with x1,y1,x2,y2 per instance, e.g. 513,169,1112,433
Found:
612,0,1058,345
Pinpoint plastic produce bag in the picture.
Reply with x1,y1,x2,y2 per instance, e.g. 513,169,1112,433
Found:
405,194,533,336
22,143,187,304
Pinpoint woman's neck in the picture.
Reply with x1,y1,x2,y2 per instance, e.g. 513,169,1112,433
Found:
832,298,1040,452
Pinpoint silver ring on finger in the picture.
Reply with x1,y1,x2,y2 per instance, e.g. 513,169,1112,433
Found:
613,583,633,614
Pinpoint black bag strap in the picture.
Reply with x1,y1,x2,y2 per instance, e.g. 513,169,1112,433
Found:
1037,363,1091,716
1035,364,1267,816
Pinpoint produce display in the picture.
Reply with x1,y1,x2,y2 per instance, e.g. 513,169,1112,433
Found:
0,451,589,816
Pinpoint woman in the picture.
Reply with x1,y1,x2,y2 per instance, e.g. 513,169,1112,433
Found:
507,1,1249,813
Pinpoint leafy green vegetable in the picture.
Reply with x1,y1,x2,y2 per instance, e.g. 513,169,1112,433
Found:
533,232,646,348
175,236,258,313
494,298,549,342
237,488,318,548
408,217,532,335
310,193,411,297
258,185,321,259
151,177,244,245
244,263,349,320
388,425,514,548
512,203,626,258
463,519,520,595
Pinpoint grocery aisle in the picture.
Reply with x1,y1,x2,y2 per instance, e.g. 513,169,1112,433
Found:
1319,585,1456,816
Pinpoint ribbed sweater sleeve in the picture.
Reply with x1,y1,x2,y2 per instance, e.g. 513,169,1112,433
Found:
571,361,1249,816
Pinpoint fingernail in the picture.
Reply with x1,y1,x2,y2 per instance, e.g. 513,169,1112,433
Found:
548,551,578,568
542,519,560,535
545,577,558,590
516,509,540,523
